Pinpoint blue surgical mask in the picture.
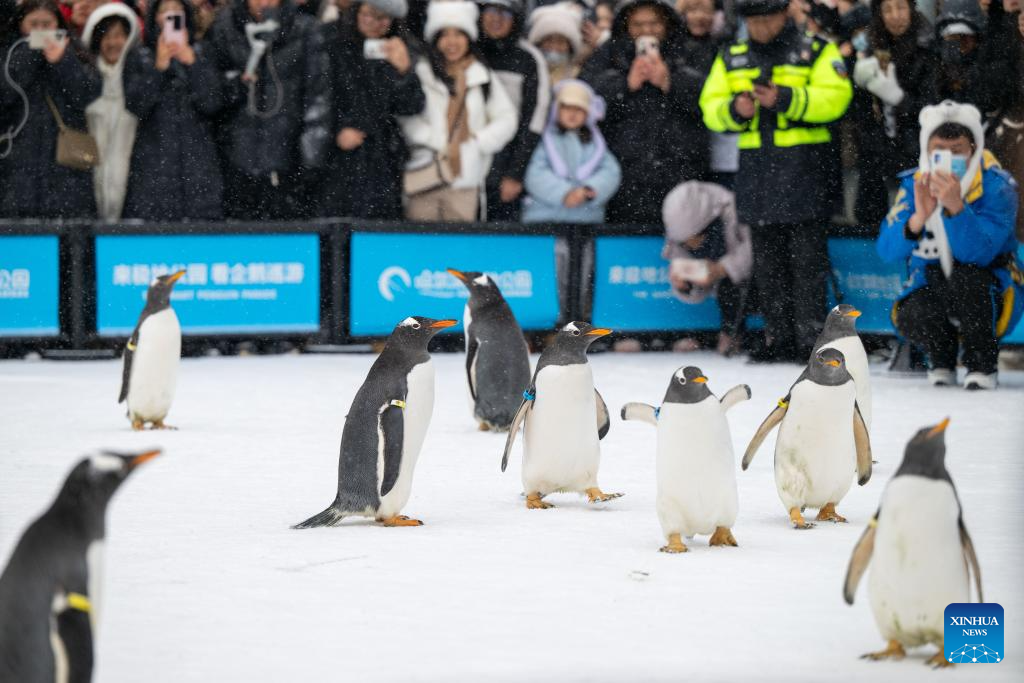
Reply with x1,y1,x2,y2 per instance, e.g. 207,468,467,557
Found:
851,32,869,53
950,154,969,179
543,50,569,67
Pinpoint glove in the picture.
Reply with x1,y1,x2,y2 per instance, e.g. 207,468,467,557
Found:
865,62,904,107
852,55,880,88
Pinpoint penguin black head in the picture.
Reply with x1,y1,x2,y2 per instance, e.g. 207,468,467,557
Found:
145,270,186,311
387,316,458,350
539,322,612,365
817,304,862,345
808,347,852,385
664,366,712,404
53,449,161,534
447,268,505,307
895,418,951,481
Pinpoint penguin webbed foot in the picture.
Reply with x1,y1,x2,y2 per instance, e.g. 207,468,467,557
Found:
131,419,145,431
151,420,177,431
526,493,554,509
860,640,906,661
926,652,954,669
815,503,847,523
659,534,688,553
789,507,815,529
708,527,738,547
585,488,624,504
379,515,423,527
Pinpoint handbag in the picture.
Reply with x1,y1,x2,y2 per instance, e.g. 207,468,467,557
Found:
403,91,466,197
45,95,100,171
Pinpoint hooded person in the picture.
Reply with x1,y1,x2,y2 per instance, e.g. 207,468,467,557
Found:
398,0,518,222
527,1,585,84
318,0,426,220
877,100,1022,391
83,2,141,221
476,0,550,221
579,0,709,224
522,79,621,223
119,0,225,220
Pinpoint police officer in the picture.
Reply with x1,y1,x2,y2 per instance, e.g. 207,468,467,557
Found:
699,0,852,362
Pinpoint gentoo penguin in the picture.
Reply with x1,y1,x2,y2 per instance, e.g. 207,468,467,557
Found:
447,268,531,431
501,321,620,509
742,347,872,529
119,270,186,430
812,304,871,429
844,418,983,669
0,449,161,683
294,316,457,528
622,367,750,553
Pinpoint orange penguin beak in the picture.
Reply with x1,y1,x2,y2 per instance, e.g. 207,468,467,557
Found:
129,449,162,468
586,328,612,337
928,417,950,438
167,269,187,284
692,376,708,384
430,319,458,329
826,359,841,367
446,268,468,282
845,308,862,318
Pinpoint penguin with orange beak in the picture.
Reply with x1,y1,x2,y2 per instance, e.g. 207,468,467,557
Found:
295,317,457,528
501,322,622,510
811,304,871,429
119,269,187,430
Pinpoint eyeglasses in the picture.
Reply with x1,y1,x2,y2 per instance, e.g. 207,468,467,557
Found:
483,7,515,20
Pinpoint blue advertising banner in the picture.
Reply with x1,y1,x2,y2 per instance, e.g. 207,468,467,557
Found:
349,232,560,336
0,235,60,337
95,234,320,335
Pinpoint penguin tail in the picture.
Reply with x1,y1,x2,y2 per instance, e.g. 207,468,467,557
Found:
292,503,348,529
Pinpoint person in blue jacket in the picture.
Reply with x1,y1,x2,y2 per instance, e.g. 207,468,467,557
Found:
522,79,621,224
877,101,1021,391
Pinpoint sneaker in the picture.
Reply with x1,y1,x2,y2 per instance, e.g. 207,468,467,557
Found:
927,368,957,386
964,372,997,391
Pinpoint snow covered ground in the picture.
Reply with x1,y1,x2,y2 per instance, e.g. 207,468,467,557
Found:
1,350,1022,682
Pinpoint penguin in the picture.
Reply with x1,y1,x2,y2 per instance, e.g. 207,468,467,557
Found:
742,347,873,529
622,367,751,553
844,418,983,669
811,304,871,429
119,270,186,431
0,449,161,683
294,316,457,528
447,268,532,432
501,321,620,509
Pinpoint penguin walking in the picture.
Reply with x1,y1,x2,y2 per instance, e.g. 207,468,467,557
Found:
447,268,531,432
811,304,871,429
501,322,621,509
0,449,161,683
622,367,750,553
844,419,983,669
119,270,186,430
294,316,456,528
742,348,873,529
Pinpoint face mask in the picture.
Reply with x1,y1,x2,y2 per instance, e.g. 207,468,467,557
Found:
851,32,868,53
950,154,969,179
543,50,569,67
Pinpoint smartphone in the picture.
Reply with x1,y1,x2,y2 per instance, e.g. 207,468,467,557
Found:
28,29,67,50
164,12,186,46
363,39,388,60
930,149,952,174
635,36,659,58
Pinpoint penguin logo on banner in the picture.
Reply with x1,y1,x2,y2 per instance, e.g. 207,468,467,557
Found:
378,266,412,302
944,603,1004,663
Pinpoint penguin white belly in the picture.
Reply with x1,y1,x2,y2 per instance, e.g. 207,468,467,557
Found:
868,476,968,647
378,360,434,518
821,335,871,429
126,309,181,422
774,381,857,510
656,400,738,538
86,540,103,629
463,305,477,413
522,364,600,494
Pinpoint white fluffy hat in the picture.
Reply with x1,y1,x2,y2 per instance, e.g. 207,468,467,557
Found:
528,2,583,55
425,1,480,43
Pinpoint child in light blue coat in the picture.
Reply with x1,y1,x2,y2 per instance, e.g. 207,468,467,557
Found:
522,80,621,224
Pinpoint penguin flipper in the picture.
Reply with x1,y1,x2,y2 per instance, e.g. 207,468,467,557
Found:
501,395,533,472
719,384,752,412
595,389,610,440
742,397,789,470
379,401,405,497
620,402,658,426
959,519,984,603
843,514,878,605
465,335,479,401
853,403,872,485
118,328,140,403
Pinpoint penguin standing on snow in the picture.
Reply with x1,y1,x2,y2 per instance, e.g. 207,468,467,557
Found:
294,316,457,528
447,268,531,431
811,304,871,429
844,418,983,669
119,270,186,430
622,367,750,553
0,449,161,683
742,348,873,529
501,322,621,509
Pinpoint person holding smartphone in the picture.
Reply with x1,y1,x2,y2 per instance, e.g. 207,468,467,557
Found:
877,102,1021,391
319,0,425,219
0,0,100,218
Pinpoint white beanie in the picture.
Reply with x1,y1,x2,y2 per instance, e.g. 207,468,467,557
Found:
528,2,583,55
424,1,480,43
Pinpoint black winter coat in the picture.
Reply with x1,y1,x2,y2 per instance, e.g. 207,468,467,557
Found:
579,11,709,224
318,22,425,219
0,45,100,218
122,45,224,220
205,0,331,178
